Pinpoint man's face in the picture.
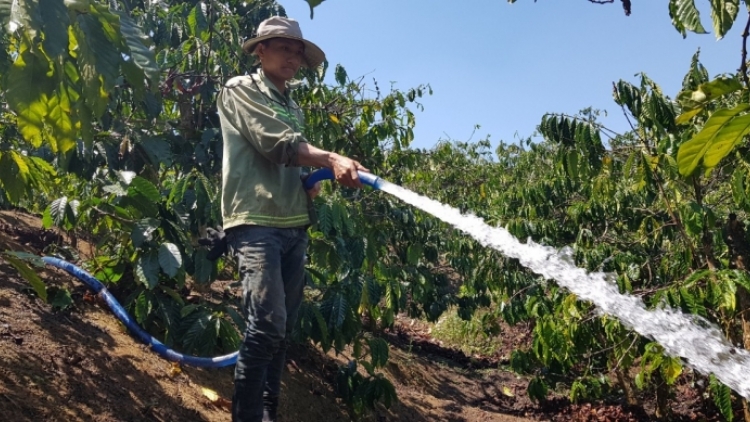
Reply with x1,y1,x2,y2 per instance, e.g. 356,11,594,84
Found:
259,38,305,84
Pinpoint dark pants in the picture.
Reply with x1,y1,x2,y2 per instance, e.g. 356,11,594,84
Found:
227,225,308,422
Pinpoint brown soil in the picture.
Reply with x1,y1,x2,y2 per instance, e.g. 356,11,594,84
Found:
0,209,723,421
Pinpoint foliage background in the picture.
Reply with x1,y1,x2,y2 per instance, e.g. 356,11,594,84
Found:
4,0,750,420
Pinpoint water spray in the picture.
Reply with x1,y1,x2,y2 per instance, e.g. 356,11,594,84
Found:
42,168,750,400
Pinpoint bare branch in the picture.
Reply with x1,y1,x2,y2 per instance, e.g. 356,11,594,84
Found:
741,11,750,88
587,0,631,16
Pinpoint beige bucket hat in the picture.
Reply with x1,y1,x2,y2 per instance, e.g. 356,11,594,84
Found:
242,16,326,68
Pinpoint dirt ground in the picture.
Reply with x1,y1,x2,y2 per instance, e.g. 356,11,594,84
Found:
0,209,724,421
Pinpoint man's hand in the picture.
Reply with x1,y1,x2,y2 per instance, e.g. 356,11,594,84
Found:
297,143,370,189
331,155,369,189
306,181,321,198
198,226,227,261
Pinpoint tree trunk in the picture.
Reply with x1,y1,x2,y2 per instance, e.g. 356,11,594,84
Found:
614,365,639,406
723,213,750,422
653,372,671,420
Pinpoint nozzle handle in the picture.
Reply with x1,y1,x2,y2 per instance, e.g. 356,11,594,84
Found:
303,168,382,190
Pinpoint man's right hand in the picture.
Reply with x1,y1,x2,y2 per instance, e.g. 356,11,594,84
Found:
331,154,369,189
296,143,370,188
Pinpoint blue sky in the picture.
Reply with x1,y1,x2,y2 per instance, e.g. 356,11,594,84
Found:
280,0,742,150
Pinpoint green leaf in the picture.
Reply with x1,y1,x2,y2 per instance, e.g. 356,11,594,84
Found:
136,252,161,290
218,318,241,352
130,176,161,203
49,196,69,227
92,256,125,283
50,287,73,309
121,59,146,100
682,50,709,91
670,0,708,37
131,218,160,247
677,76,742,111
317,203,333,235
155,294,180,341
613,80,642,121
42,204,55,229
63,0,90,13
675,108,702,125
527,377,548,403
335,64,347,86
181,309,218,356
709,375,734,421
710,0,739,39
3,0,43,38
181,304,200,318
406,244,422,265
0,0,12,28
75,12,121,116
367,337,389,368
74,101,95,150
158,242,182,278
124,191,159,218
634,372,645,390
64,199,80,230
332,201,346,234
5,45,54,149
187,3,209,41
140,138,173,167
0,152,24,202
103,182,128,197
721,276,737,311
3,253,47,301
45,89,76,154
679,287,705,315
732,167,747,206
326,291,349,329
193,249,215,284
225,305,247,333
115,10,159,85
305,0,326,19
662,357,683,385
135,290,153,324
677,104,750,175
39,0,69,58
364,276,381,307
698,76,742,99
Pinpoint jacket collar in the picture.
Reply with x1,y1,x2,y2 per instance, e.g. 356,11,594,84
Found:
253,69,298,102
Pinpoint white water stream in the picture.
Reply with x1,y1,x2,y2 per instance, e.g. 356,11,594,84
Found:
377,179,750,399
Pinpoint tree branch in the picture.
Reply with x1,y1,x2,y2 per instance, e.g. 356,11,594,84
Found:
741,11,750,88
587,0,631,16
612,82,646,145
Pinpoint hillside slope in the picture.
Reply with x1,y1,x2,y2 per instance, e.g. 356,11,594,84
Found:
0,210,536,422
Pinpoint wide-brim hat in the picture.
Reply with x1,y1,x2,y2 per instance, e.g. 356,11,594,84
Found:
242,16,326,68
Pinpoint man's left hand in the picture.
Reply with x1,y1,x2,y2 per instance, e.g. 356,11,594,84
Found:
306,181,321,199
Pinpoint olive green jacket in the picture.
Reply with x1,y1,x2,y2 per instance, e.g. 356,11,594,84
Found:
217,70,311,230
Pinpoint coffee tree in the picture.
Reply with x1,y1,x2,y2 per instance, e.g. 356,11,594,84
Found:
0,0,432,416
6,0,750,420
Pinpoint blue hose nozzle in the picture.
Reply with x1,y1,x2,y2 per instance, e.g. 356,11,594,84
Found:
303,168,382,190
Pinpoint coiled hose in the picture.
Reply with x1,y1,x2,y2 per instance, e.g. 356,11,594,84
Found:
42,256,239,367
42,169,380,367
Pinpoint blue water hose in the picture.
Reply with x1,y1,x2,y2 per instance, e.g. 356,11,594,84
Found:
42,256,238,367
41,168,383,368
303,168,383,190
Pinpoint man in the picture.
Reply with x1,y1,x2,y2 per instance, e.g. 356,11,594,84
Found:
216,16,368,422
